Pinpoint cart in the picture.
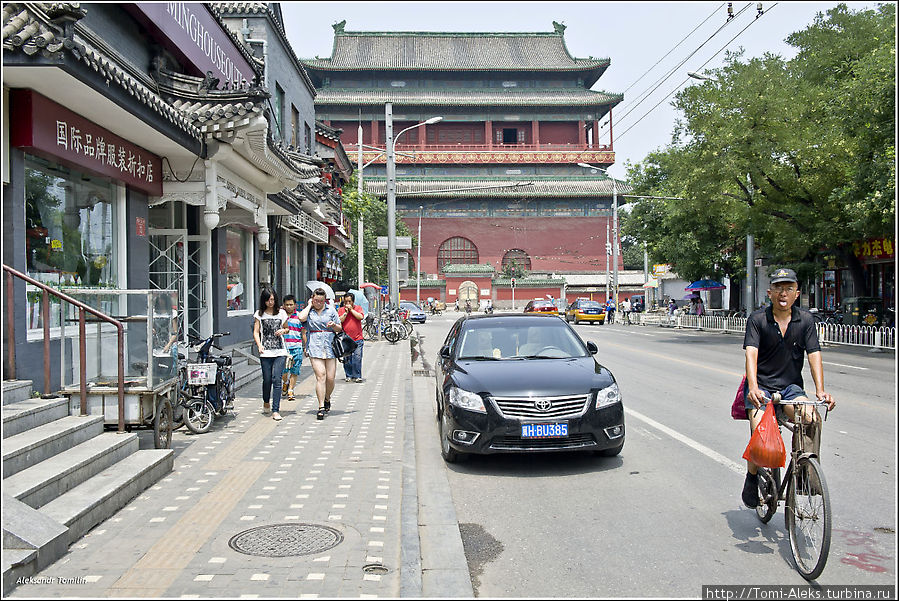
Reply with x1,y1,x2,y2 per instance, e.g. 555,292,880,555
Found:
57,289,181,449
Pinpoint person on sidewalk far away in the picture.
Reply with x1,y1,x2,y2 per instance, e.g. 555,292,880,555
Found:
298,288,342,420
280,295,306,402
338,292,365,383
253,288,288,421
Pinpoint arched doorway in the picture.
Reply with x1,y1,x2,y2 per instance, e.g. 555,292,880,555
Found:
457,280,479,302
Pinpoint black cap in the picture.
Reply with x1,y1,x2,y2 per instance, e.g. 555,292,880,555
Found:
769,268,798,284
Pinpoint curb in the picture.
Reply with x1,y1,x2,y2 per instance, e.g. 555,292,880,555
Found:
406,331,474,597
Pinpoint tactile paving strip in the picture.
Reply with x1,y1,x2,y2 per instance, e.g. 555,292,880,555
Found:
228,523,344,557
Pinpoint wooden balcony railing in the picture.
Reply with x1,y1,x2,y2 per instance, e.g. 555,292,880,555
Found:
345,142,613,153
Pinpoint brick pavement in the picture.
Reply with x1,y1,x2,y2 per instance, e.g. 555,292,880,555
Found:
9,339,416,598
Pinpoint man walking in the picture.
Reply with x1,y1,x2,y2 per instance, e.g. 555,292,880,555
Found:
338,292,366,383
741,268,835,508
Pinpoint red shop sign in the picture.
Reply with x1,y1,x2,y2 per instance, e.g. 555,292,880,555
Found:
10,89,163,196
853,238,894,262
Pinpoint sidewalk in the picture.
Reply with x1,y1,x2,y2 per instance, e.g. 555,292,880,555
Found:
8,336,471,598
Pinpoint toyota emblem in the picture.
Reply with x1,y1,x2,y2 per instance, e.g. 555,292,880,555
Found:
534,399,552,412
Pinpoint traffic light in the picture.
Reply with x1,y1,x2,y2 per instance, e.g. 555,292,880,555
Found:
511,277,516,288
605,242,612,255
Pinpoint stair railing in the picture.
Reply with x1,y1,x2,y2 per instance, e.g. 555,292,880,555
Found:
3,264,126,433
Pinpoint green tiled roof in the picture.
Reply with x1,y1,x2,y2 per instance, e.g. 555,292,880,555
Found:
302,29,609,72
314,88,621,107
401,279,446,287
441,263,496,274
364,176,631,198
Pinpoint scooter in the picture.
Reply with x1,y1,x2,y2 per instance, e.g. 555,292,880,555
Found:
484,305,494,314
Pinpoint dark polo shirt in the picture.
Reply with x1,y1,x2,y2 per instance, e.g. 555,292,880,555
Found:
743,305,821,391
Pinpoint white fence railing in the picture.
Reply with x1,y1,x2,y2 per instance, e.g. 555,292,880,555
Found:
627,312,895,350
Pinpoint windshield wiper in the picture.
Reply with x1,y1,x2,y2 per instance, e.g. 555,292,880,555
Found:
508,354,559,360
457,356,502,361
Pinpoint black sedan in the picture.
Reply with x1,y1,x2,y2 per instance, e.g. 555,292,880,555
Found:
434,314,625,462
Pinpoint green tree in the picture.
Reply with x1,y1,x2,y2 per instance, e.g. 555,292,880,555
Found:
341,175,413,285
623,3,895,298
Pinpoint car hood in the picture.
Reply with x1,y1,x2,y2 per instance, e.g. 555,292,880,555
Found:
451,356,614,397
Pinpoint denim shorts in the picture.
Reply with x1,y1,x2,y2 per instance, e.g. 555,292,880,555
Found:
743,383,807,418
283,346,303,375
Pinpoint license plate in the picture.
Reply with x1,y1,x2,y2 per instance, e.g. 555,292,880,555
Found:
521,423,568,438
188,363,217,385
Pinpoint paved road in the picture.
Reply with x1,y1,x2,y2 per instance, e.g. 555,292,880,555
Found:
415,312,897,597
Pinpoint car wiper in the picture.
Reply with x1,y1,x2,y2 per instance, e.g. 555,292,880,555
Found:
507,354,558,360
457,356,502,361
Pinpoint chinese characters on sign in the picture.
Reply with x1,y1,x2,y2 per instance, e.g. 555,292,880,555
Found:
56,120,154,184
853,238,894,262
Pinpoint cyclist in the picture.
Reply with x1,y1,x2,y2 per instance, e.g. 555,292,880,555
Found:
741,268,835,508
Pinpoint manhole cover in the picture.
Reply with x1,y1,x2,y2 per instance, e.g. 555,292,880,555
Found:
229,524,343,557
363,563,389,575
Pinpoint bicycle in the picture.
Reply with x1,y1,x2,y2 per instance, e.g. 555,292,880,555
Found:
181,332,235,434
753,393,832,580
381,308,406,344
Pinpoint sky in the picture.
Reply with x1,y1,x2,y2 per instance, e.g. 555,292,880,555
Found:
281,1,876,180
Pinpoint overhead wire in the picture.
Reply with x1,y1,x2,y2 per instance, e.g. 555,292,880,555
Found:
613,3,779,142
610,2,753,133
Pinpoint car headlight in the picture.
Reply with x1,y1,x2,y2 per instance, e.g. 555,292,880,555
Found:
448,386,487,413
595,383,621,409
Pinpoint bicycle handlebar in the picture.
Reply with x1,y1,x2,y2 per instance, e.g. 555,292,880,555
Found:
769,393,828,405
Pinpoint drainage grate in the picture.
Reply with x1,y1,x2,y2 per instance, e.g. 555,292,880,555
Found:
363,563,390,575
229,524,343,557
413,369,433,377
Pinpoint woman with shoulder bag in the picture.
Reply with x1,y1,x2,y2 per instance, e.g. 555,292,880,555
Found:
298,288,342,420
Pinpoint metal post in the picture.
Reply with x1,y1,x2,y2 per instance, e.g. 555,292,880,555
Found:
747,234,755,311
386,103,398,308
79,309,87,415
612,177,619,305
42,291,50,395
357,121,365,288
606,220,610,302
417,206,423,307
643,241,650,309
6,272,15,380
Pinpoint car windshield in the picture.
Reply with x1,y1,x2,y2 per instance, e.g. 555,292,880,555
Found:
456,321,587,360
579,301,602,309
401,302,420,310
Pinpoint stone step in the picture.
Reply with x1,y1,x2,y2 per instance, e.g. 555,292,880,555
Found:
2,416,104,478
4,433,140,509
1,493,68,596
2,397,70,438
234,361,261,393
40,449,174,546
2,380,34,406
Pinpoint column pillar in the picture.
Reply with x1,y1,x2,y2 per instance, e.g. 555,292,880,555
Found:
531,120,540,147
593,121,599,149
485,120,492,149
371,120,379,146
578,120,586,147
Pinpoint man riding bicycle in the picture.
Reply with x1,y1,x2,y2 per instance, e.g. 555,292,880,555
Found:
741,268,836,508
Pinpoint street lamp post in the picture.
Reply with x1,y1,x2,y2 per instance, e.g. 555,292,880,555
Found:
357,121,364,288
417,205,423,307
578,163,619,307
385,103,442,308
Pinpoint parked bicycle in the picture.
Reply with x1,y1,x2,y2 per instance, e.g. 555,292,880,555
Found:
381,308,407,344
180,332,235,434
753,392,832,580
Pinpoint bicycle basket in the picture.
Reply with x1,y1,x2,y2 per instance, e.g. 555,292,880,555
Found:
187,363,218,386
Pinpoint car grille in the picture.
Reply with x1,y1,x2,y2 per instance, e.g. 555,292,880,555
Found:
490,394,590,419
490,433,596,451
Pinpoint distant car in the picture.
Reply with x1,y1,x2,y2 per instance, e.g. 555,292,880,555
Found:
400,301,427,323
629,295,645,313
435,314,624,462
523,299,559,317
565,299,607,325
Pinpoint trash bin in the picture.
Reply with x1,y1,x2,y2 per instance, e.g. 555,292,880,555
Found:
841,297,883,327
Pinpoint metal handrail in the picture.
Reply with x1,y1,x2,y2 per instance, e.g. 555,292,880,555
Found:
3,264,126,433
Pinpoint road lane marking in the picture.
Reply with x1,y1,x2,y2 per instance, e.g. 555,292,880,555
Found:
823,361,867,371
599,340,744,378
625,407,744,475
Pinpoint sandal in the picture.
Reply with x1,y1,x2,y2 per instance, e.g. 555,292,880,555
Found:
324,398,331,412
316,408,325,420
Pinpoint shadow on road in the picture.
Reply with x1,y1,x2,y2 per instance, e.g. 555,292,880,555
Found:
444,449,625,478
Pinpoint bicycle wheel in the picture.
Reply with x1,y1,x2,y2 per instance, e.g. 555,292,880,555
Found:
755,468,778,524
184,397,215,434
384,324,401,344
403,320,413,337
785,457,831,580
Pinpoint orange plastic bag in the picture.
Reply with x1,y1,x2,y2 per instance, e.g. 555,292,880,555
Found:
742,401,786,468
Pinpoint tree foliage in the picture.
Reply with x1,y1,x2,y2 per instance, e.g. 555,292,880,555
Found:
340,175,412,285
622,3,895,295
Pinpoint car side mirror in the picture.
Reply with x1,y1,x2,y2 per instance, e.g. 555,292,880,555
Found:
586,341,598,355
440,345,452,359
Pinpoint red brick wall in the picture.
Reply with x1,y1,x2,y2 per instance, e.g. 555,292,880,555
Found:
408,216,622,276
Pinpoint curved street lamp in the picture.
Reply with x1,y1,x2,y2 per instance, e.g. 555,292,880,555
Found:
386,105,442,307
578,162,620,307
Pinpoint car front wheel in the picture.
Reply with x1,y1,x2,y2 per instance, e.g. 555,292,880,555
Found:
439,410,465,463
594,439,624,457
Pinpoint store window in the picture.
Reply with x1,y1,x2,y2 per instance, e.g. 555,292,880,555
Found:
24,154,120,330
225,226,251,312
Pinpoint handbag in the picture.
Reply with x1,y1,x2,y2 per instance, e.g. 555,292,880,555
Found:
331,332,358,362
731,376,748,420
742,401,786,468
285,354,295,370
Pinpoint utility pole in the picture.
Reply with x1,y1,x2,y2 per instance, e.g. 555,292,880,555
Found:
385,103,397,307
357,118,364,288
